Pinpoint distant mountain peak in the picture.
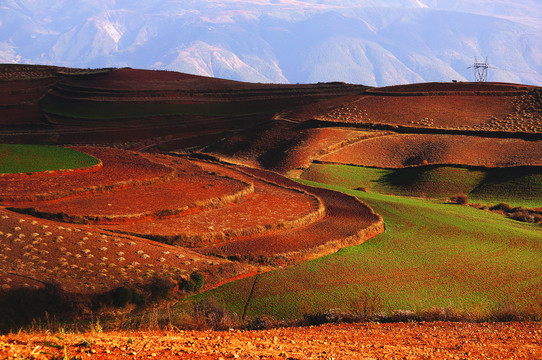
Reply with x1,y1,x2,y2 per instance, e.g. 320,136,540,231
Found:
1,0,541,86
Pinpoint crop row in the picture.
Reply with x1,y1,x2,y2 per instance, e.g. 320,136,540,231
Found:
0,209,242,295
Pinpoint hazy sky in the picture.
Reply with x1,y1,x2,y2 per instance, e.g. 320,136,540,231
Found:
2,0,541,85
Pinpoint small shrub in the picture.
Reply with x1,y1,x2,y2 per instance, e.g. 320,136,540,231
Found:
108,286,146,308
147,275,176,300
450,193,468,205
490,202,514,213
244,315,275,330
192,298,238,330
351,291,383,320
110,287,132,307
179,271,205,293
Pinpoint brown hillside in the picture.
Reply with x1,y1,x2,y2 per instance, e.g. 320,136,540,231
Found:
302,82,542,135
320,133,542,168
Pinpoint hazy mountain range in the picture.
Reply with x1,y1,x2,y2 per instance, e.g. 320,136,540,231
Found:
1,0,541,86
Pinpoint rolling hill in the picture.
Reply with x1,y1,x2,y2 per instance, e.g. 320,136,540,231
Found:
0,65,540,345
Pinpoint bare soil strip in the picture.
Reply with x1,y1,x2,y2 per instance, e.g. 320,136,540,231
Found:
1,322,540,359
320,133,542,168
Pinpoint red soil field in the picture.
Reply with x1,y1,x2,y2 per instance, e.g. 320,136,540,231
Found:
320,133,542,168
16,162,253,224
320,94,516,129
0,147,174,203
101,161,325,248
196,163,384,264
0,145,383,287
204,120,389,175
367,81,533,93
303,82,542,135
6,322,538,359
0,208,247,295
0,65,367,148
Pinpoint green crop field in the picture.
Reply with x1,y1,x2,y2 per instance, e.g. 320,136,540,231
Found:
302,163,542,208
0,144,100,174
40,95,283,120
192,180,542,320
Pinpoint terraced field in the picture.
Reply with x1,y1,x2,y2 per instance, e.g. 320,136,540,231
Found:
0,147,173,203
1,67,541,354
318,133,542,168
0,145,384,301
313,82,542,135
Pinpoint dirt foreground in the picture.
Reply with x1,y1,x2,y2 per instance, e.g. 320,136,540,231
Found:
1,322,541,359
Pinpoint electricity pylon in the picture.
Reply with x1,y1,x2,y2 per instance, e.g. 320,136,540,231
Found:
467,56,489,82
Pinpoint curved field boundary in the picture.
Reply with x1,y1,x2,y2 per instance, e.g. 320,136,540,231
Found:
0,161,103,180
12,179,255,225
0,147,176,204
196,162,385,265
318,133,542,169
103,160,326,248
309,119,542,141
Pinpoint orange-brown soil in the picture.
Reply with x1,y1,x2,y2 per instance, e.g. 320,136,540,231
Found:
0,208,247,295
307,82,542,135
15,161,252,224
322,94,515,128
1,146,383,293
2,322,541,359
102,161,326,248
320,133,542,168
196,164,384,264
203,120,390,175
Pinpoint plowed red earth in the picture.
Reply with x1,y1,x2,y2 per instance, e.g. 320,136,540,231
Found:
0,209,244,294
205,121,387,175
320,133,542,168
2,322,540,359
321,94,516,129
306,82,542,134
196,164,383,263
0,147,173,203
102,162,324,246
18,164,251,223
